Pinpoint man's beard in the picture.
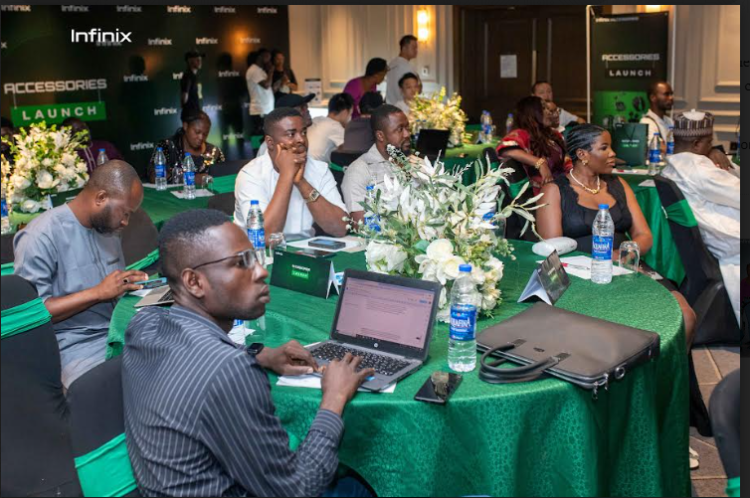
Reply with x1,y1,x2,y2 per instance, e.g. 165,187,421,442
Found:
91,205,119,234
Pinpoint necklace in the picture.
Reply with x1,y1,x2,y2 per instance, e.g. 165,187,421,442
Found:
570,170,601,194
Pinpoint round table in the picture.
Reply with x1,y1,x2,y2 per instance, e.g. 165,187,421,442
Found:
107,242,689,497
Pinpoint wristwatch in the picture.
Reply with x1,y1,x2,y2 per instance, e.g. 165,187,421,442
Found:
245,343,265,357
305,189,321,204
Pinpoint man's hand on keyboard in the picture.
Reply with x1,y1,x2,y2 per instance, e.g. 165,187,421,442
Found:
255,340,320,376
319,353,375,416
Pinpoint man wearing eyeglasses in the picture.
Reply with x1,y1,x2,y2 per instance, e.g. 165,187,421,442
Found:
122,209,374,497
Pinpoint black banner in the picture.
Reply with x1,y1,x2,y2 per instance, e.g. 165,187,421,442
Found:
591,12,669,127
1,5,290,176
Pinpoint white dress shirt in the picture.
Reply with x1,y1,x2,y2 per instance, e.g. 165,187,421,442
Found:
640,109,673,141
386,56,417,105
307,116,346,163
234,153,347,236
246,64,274,116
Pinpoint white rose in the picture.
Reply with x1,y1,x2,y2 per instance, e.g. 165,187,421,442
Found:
11,175,31,190
471,266,486,286
36,170,59,190
486,257,504,281
21,199,41,213
62,153,77,167
425,239,453,262
437,255,466,285
15,157,28,169
53,131,69,150
75,161,87,174
42,158,54,167
365,242,407,274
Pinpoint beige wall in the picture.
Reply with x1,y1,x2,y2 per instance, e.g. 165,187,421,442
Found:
290,5,740,146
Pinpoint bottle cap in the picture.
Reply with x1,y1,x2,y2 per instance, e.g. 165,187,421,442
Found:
99,148,105,152
599,204,610,210
250,200,259,206
459,264,472,273
366,185,374,190
157,147,163,151
185,152,191,156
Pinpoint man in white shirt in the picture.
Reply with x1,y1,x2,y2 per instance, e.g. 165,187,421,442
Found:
342,105,411,226
661,110,741,325
531,81,584,132
234,108,348,238
639,81,674,154
307,93,354,163
246,49,275,136
386,35,420,105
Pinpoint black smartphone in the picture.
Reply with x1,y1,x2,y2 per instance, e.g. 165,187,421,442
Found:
414,371,463,405
292,248,335,258
133,277,167,289
308,238,347,251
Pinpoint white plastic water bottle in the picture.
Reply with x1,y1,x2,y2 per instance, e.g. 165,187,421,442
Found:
154,147,167,191
183,152,196,200
448,264,481,372
480,111,494,143
1,184,11,235
505,113,514,136
96,148,109,167
647,132,663,175
247,200,266,267
363,184,381,240
666,126,675,157
591,204,615,285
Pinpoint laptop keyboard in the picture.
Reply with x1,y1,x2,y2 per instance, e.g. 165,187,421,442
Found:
160,290,174,303
311,343,411,377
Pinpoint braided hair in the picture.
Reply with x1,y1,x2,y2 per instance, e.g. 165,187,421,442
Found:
565,124,607,163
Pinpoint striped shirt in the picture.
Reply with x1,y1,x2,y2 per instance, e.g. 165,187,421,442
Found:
122,306,344,497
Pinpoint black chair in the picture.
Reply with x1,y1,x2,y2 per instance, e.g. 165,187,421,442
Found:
498,158,539,242
1,275,82,497
207,192,236,217
654,175,742,346
710,369,739,481
1,232,14,265
120,208,158,271
67,356,140,497
209,159,248,178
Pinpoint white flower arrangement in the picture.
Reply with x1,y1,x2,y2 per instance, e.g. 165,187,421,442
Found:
409,87,468,148
1,122,89,213
361,145,544,321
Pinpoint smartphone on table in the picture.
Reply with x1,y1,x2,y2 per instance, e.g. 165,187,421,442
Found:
308,238,347,251
414,371,463,405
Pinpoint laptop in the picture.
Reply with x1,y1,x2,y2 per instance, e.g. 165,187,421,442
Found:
415,129,450,161
134,286,175,308
307,269,442,392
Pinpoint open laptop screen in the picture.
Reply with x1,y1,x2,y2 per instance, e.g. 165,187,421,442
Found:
333,277,435,352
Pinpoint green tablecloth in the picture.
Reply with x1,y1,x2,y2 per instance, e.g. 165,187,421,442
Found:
107,242,689,497
616,172,686,285
444,140,500,185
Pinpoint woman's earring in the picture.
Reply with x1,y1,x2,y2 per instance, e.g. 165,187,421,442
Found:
582,159,589,166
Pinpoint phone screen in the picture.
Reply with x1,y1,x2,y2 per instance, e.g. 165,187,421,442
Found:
414,372,463,404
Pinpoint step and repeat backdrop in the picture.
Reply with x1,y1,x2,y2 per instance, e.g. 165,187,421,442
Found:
1,4,290,176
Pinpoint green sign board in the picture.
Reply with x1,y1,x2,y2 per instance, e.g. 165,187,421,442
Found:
11,101,106,126
271,250,338,299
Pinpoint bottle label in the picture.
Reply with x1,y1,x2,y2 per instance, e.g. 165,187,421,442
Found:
248,228,265,250
1,199,7,217
184,171,195,187
449,304,477,341
155,164,166,178
592,235,613,261
649,149,661,164
666,142,675,156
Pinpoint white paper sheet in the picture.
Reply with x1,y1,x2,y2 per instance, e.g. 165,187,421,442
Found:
287,236,365,254
557,255,634,280
276,375,397,394
638,179,656,187
614,168,650,176
170,189,215,199
142,183,183,189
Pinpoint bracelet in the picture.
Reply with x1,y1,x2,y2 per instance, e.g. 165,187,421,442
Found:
534,157,548,170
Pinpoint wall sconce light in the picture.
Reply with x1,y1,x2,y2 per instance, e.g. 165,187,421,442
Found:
645,5,663,13
417,9,430,42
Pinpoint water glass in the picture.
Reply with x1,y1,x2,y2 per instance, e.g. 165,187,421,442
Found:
618,241,640,273
199,174,213,191
265,232,286,265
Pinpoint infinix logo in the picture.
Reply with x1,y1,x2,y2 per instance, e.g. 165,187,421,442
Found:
71,29,132,44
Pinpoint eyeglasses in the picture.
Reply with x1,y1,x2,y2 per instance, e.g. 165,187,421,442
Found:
192,248,258,271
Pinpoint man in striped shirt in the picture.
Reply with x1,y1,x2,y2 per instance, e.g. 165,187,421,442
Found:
122,209,374,497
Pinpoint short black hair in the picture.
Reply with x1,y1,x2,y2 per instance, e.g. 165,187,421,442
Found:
398,72,419,88
181,109,211,127
328,93,354,114
263,107,302,136
1,117,13,129
565,123,607,162
371,104,404,134
399,35,417,49
365,58,388,77
531,80,551,94
648,80,671,98
359,92,384,115
159,209,232,284
86,159,141,195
